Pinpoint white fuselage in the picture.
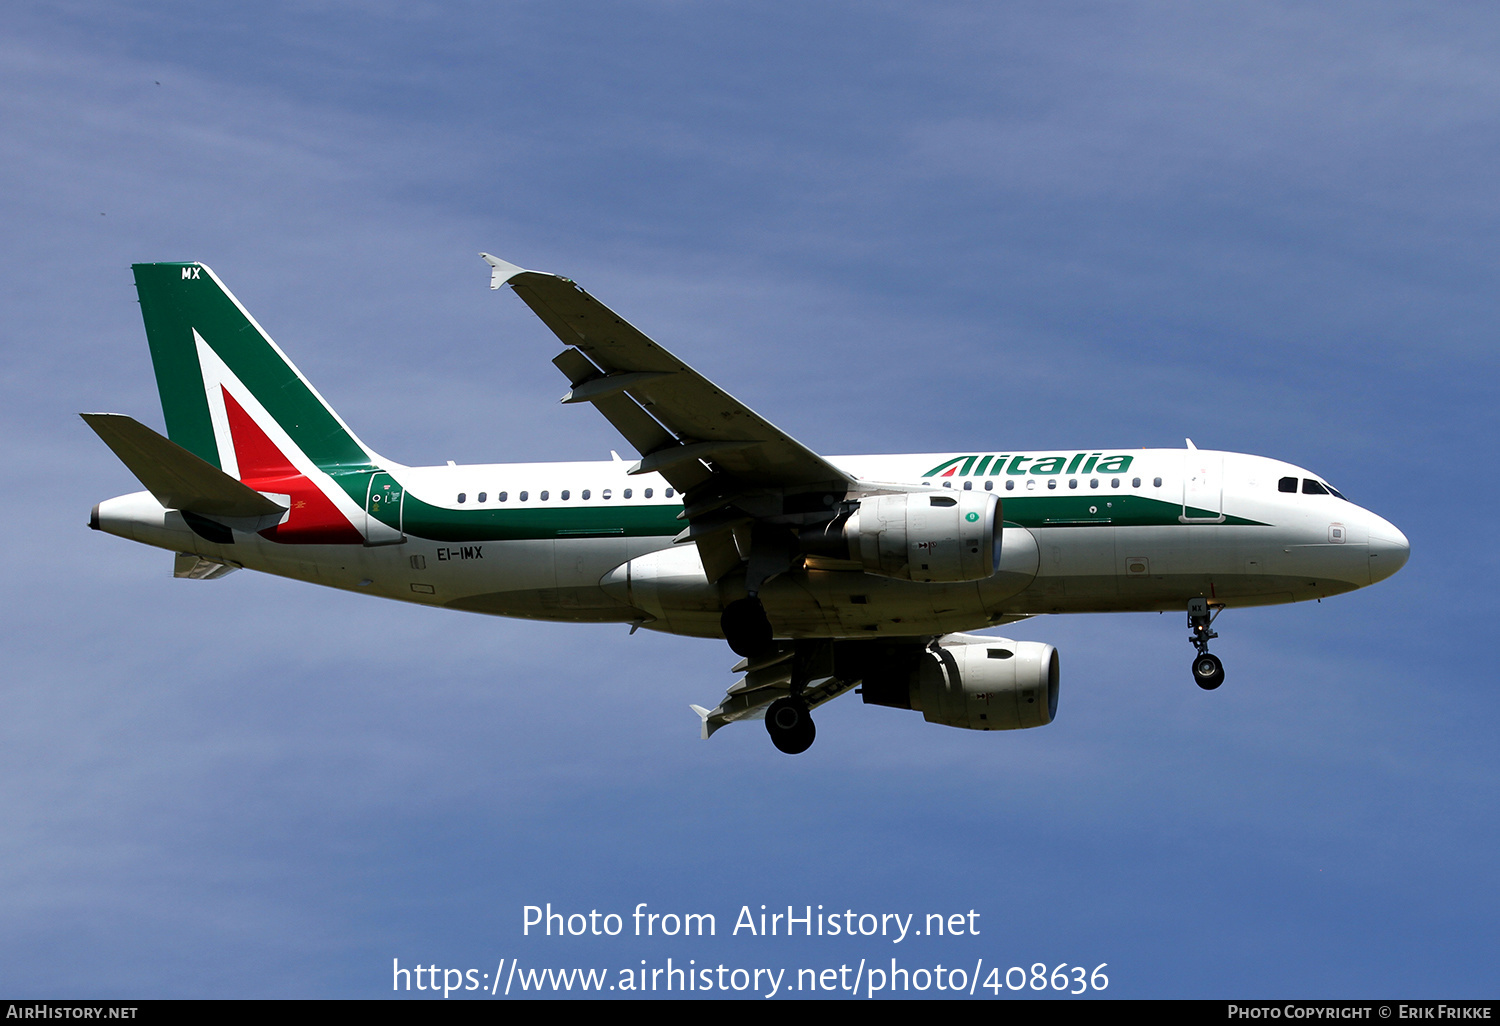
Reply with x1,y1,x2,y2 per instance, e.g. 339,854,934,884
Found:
93,447,1410,641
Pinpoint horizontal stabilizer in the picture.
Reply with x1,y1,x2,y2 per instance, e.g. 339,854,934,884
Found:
81,413,287,518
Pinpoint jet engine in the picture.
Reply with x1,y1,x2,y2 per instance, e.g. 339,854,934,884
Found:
856,633,1059,730
801,491,1001,583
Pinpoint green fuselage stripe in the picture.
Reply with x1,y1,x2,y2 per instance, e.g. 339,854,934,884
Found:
378,490,1264,542
389,491,685,541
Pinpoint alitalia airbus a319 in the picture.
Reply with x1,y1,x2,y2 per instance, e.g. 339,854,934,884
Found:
85,256,1410,754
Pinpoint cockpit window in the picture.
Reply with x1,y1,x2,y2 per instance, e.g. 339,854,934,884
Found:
1325,483,1347,500
1278,476,1297,493
1302,479,1328,495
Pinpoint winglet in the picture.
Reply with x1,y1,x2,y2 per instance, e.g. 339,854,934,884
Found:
689,704,719,741
479,253,530,290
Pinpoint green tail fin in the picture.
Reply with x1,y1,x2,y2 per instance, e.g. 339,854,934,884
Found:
132,262,377,473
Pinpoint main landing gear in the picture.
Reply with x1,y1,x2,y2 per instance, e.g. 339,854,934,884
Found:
721,597,774,659
1187,597,1226,690
765,696,816,755
720,601,822,754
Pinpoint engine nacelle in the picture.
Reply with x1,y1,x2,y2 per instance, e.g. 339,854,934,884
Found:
805,491,1001,583
859,634,1059,731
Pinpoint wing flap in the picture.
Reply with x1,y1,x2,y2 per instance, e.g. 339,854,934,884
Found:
550,346,712,492
694,530,743,584
173,552,240,580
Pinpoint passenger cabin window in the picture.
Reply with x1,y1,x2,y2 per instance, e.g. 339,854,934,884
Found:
1068,479,1078,489
498,492,508,502
1047,479,1057,490
1110,478,1120,488
561,490,570,500
602,489,612,500
540,490,549,501
1132,477,1141,488
665,488,675,498
478,492,487,503
623,488,632,499
582,489,591,500
1302,479,1328,495
519,491,528,501
1279,476,1298,493
457,493,466,504
984,480,993,491
1005,480,1015,491
1153,477,1162,487
645,488,653,498
1089,479,1099,489
963,481,972,490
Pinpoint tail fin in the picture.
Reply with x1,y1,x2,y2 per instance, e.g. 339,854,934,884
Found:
131,262,382,544
133,263,377,472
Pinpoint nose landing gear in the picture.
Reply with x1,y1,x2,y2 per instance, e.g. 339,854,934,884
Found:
1188,597,1225,690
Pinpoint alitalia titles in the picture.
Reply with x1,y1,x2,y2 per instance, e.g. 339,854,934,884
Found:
924,453,1136,479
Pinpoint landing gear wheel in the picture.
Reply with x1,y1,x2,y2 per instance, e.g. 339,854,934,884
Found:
765,697,816,755
1192,652,1225,690
721,597,774,658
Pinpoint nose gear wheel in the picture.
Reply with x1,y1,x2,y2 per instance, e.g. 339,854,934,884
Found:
1192,652,1225,690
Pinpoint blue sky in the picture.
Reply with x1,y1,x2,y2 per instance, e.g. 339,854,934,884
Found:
2,1,1495,998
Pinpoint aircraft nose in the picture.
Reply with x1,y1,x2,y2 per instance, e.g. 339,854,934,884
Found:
1367,515,1410,583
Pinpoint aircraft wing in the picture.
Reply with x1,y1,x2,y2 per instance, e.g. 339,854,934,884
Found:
690,648,861,739
483,255,855,581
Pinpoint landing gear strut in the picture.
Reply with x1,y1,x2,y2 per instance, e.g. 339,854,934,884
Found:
736,639,828,755
765,696,816,755
1187,597,1225,690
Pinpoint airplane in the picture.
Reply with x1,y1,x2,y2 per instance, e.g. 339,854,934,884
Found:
85,257,1410,754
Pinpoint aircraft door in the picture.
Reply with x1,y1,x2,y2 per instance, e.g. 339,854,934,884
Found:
1181,451,1225,523
364,472,406,545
